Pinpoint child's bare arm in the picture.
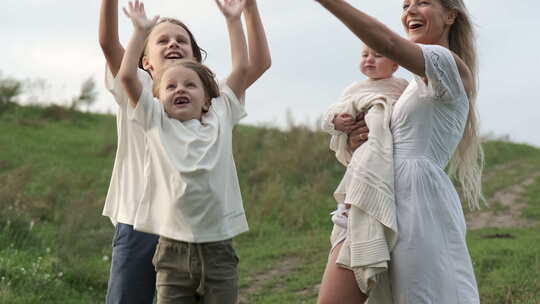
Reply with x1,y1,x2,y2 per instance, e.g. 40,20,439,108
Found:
118,1,159,108
215,0,249,98
99,0,125,77
243,0,271,89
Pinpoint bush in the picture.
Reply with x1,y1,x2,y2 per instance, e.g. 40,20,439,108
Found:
0,73,22,113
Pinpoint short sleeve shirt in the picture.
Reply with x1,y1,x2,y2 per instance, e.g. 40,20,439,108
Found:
130,84,249,242
102,67,153,226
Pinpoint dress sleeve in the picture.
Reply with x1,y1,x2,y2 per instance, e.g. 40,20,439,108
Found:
104,66,153,106
219,84,247,125
129,87,161,131
419,44,467,102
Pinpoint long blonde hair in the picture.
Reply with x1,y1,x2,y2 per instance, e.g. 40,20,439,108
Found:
440,0,484,210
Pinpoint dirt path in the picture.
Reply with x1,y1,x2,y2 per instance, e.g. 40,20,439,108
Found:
239,168,540,301
295,283,320,298
466,172,540,230
239,257,301,304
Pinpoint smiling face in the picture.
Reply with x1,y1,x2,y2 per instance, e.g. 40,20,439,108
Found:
359,46,398,80
401,0,456,46
142,22,196,76
159,65,208,122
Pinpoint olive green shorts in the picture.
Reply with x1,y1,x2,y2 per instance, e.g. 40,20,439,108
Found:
152,237,239,304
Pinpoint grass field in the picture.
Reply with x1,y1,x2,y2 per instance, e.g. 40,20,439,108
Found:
1,104,539,303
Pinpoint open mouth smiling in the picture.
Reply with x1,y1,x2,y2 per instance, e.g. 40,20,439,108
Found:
173,96,190,106
408,20,424,31
165,52,183,60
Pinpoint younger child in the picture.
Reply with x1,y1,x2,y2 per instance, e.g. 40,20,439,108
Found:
118,0,250,303
320,45,408,300
322,45,408,231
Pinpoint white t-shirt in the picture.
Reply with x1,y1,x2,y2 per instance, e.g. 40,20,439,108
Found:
102,68,153,226
130,84,249,243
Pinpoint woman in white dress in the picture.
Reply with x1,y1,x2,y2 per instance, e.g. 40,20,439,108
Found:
315,0,483,303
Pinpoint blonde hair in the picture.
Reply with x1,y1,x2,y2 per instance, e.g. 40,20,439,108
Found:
440,0,484,210
153,60,220,110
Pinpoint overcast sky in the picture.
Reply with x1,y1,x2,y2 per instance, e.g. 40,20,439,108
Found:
2,0,540,146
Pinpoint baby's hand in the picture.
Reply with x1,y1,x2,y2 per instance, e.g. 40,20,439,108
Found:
333,113,355,132
214,0,247,20
123,0,159,32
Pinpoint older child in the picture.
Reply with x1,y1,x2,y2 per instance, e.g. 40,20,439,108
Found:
118,0,249,303
98,0,270,302
320,45,408,302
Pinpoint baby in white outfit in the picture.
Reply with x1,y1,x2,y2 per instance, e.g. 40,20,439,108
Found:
323,45,408,230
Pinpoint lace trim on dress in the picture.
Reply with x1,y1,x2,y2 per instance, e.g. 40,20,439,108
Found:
429,51,449,100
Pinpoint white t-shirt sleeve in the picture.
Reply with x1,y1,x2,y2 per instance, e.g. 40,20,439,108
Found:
218,84,247,124
104,65,153,106
418,44,467,102
130,87,161,130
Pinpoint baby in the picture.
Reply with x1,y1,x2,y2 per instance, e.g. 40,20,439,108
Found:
322,45,408,230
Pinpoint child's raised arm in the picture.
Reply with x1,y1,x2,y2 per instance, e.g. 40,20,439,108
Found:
215,0,249,98
99,0,125,77
118,1,159,108
243,0,271,89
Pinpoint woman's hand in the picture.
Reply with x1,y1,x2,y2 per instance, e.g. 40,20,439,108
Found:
347,112,369,151
122,0,159,33
215,0,247,20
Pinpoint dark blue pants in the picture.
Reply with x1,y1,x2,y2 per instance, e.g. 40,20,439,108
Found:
106,223,159,304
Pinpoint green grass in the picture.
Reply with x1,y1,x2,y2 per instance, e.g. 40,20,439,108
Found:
1,104,540,303
469,228,540,304
522,175,540,222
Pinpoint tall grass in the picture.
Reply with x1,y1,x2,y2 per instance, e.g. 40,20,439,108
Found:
234,124,345,233
1,104,539,303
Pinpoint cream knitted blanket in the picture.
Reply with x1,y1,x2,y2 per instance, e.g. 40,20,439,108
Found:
322,77,408,303
322,77,407,167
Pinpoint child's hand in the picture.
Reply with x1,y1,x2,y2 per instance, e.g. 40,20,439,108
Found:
123,0,159,33
214,0,247,20
333,113,355,132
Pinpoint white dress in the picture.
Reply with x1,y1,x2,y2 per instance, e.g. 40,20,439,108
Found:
389,44,480,303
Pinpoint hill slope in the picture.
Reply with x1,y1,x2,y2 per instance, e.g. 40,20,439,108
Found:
1,104,539,303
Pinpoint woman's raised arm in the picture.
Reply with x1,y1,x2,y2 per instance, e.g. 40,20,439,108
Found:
314,0,425,76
